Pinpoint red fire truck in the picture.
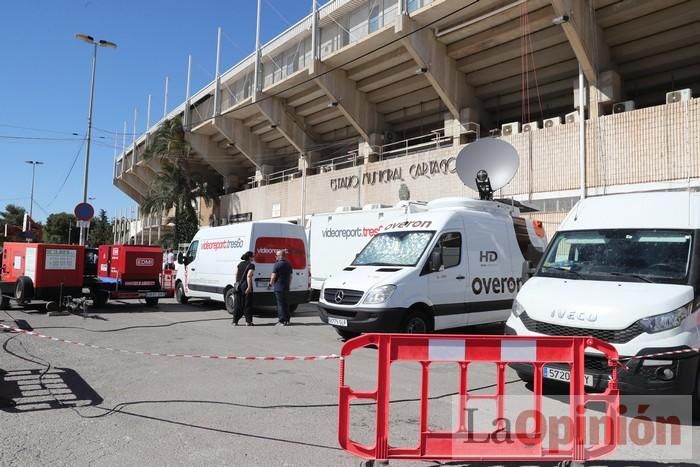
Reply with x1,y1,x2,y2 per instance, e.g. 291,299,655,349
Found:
87,245,173,307
0,242,85,310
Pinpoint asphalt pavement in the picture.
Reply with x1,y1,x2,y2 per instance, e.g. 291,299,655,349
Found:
0,299,697,466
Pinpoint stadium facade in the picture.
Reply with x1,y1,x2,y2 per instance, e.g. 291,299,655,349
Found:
113,0,700,242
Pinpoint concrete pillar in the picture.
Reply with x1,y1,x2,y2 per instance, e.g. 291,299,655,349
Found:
223,174,239,193
298,151,320,176
573,70,621,118
593,70,622,118
255,164,273,186
359,133,384,163
444,108,480,146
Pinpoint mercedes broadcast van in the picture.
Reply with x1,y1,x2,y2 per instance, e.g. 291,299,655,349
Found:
506,192,700,409
306,201,427,295
175,221,310,313
318,197,546,339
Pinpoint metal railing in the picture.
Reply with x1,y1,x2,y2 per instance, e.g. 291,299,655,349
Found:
378,130,452,161
312,151,363,172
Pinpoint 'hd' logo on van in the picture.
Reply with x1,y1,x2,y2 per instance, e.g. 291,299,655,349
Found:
479,251,498,263
136,258,154,267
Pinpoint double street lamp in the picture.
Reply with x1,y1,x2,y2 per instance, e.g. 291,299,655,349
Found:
75,33,117,245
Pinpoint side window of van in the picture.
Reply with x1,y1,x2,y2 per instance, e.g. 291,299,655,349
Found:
440,233,462,268
428,232,462,271
187,241,199,262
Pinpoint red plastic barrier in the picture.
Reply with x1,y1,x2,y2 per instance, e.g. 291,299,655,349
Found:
338,334,619,463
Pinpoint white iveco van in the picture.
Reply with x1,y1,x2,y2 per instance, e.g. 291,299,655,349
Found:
506,192,700,410
318,197,546,339
175,221,309,312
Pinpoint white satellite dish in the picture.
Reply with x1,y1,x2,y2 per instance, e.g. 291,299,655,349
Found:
455,138,519,199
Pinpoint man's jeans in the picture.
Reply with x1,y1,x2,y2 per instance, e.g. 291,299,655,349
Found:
274,290,289,323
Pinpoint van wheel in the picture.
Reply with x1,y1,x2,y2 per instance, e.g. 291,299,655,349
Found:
335,328,360,341
175,282,189,304
145,297,159,307
0,295,10,310
402,310,430,334
224,288,236,315
15,277,33,304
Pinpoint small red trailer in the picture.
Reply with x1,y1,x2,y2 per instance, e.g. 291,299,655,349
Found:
89,245,172,306
0,242,85,310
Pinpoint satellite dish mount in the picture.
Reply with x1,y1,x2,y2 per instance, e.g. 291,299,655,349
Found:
455,138,519,199
475,169,494,200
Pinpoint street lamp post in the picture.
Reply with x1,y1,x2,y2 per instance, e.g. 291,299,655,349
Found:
75,33,117,246
24,160,43,241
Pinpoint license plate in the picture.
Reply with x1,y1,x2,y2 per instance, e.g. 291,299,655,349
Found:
543,366,594,387
328,317,348,327
144,291,166,298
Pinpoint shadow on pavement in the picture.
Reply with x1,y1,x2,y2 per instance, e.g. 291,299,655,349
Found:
0,367,103,413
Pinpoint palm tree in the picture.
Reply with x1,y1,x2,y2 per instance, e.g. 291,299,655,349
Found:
141,116,218,246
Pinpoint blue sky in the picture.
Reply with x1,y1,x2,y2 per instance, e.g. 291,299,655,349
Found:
0,0,318,221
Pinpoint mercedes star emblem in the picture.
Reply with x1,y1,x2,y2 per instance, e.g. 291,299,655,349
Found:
334,290,344,304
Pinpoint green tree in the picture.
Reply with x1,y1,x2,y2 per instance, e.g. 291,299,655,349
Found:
0,204,26,228
0,204,27,242
141,116,219,247
88,209,113,246
45,212,79,244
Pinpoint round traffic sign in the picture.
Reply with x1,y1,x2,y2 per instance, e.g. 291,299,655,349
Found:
74,202,95,221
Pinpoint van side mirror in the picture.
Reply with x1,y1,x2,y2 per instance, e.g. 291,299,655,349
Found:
177,252,184,264
429,250,442,272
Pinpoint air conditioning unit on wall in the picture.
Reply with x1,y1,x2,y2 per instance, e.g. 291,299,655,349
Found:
666,88,692,104
612,100,635,114
565,111,578,124
501,122,520,136
543,117,563,128
522,122,541,132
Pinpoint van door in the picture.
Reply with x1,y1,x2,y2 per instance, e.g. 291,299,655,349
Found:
425,231,468,330
183,240,202,297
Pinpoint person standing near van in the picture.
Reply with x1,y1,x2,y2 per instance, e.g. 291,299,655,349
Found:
233,251,255,326
269,250,293,326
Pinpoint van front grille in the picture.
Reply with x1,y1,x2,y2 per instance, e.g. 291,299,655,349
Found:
520,312,644,344
323,288,364,305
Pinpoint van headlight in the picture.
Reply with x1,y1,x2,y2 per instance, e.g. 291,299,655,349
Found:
638,303,691,333
511,299,526,318
363,285,396,304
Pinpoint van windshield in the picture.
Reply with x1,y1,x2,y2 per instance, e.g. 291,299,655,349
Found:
538,229,693,284
352,231,435,267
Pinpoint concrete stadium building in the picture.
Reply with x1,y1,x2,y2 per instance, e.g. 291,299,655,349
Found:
113,0,700,242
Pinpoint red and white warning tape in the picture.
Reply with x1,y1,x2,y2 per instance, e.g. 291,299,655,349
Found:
0,324,340,361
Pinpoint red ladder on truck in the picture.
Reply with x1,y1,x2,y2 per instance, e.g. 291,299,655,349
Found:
338,334,619,466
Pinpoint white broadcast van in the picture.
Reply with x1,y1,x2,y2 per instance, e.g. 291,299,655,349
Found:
175,221,310,313
318,197,547,339
306,202,427,297
506,192,700,409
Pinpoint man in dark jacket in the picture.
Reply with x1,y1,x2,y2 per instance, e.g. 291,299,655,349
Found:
269,250,293,326
233,251,255,326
